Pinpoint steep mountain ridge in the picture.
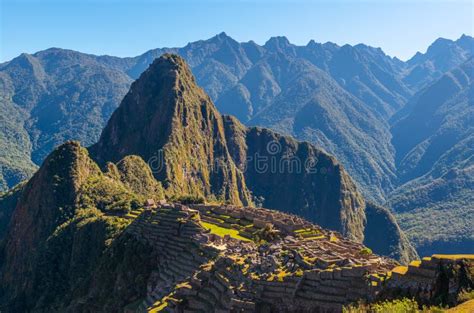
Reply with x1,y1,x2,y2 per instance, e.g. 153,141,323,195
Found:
90,54,415,259
1,34,471,200
393,59,473,179
90,54,253,206
404,34,474,90
0,34,472,256
247,55,396,200
0,141,164,311
0,142,101,309
0,49,132,190
389,59,474,255
0,54,421,312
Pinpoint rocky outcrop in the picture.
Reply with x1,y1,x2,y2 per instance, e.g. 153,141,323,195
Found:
224,119,366,243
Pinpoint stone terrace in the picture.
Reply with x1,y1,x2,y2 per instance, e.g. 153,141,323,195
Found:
123,203,398,312
122,203,473,312
374,255,474,307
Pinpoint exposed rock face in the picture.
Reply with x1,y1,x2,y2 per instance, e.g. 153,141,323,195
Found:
1,36,472,261
225,120,366,243
0,183,24,242
90,54,409,250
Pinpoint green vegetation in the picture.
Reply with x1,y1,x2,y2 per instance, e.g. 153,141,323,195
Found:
359,247,373,256
343,298,445,313
389,61,474,256
200,221,251,241
0,182,25,241
0,49,418,262
458,290,474,303
0,50,131,192
363,202,419,264
77,175,142,213
112,155,164,199
31,207,131,309
0,94,38,191
170,194,206,205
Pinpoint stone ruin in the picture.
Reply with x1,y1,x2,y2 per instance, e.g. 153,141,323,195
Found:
121,203,473,312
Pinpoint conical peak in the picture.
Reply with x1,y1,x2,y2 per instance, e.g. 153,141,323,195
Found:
91,52,229,177
131,53,206,104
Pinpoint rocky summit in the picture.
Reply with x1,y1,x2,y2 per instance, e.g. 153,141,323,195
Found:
0,55,470,312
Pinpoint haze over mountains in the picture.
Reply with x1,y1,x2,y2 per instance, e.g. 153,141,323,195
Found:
0,33,472,255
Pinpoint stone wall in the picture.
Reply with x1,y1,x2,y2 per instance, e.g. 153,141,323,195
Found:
122,203,473,312
377,255,474,307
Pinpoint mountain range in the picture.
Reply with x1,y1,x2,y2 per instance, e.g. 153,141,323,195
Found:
0,55,417,311
0,33,472,255
389,59,474,256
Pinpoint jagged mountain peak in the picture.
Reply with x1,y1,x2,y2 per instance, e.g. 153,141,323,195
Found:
210,31,232,42
426,37,457,54
264,36,293,52
306,39,321,49
5,52,45,77
0,54,420,312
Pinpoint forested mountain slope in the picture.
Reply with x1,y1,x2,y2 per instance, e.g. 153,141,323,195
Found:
0,34,472,255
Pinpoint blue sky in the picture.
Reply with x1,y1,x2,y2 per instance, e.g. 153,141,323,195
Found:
1,0,472,62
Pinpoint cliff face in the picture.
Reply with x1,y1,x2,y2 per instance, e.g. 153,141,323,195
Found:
0,183,25,243
91,54,413,256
